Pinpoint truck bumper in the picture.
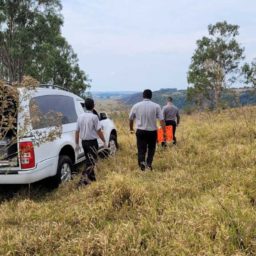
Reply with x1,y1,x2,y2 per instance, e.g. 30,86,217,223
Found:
0,157,58,184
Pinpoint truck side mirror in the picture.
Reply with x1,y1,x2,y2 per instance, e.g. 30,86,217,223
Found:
99,112,107,121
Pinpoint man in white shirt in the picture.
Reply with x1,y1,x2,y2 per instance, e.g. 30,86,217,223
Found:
162,96,180,145
75,98,106,186
129,89,166,171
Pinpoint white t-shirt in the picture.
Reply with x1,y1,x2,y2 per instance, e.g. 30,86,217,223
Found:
129,99,163,131
76,111,101,140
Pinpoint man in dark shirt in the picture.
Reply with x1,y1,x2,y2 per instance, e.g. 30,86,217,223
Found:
162,96,180,145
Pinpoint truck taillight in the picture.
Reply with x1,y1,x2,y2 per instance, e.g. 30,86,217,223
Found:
19,141,35,169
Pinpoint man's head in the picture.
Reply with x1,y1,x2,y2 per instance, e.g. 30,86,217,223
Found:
143,89,152,99
167,96,173,103
85,98,95,110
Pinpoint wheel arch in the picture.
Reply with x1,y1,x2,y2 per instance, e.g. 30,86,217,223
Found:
59,145,75,164
110,129,117,138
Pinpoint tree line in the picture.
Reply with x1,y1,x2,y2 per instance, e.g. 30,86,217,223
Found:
1,2,255,102
187,21,256,110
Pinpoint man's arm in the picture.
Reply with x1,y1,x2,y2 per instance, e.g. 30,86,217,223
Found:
75,131,80,148
129,119,134,133
94,116,106,145
97,129,106,144
75,118,80,145
160,120,166,140
129,106,135,133
157,105,166,140
176,112,180,126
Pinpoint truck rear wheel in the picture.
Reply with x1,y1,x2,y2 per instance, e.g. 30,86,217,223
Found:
48,155,73,188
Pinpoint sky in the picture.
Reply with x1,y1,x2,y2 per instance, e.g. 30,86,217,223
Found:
61,0,256,92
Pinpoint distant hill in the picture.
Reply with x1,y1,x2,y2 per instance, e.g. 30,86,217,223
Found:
121,87,256,109
91,91,137,100
121,88,187,108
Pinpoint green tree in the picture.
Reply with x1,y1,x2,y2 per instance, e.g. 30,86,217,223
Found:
187,21,244,109
242,59,256,88
28,36,90,96
0,0,89,95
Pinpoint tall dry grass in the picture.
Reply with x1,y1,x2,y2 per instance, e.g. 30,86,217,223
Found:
0,106,256,255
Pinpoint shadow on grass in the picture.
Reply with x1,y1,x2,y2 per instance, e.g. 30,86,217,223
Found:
0,163,85,204
0,180,56,204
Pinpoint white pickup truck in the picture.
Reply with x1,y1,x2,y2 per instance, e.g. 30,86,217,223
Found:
0,85,118,186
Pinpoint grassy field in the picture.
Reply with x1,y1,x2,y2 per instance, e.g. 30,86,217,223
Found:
0,106,256,255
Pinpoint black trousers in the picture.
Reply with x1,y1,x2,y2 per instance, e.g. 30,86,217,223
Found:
165,120,177,143
82,139,99,181
136,129,157,167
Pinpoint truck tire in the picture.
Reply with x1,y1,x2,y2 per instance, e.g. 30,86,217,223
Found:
48,155,73,188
